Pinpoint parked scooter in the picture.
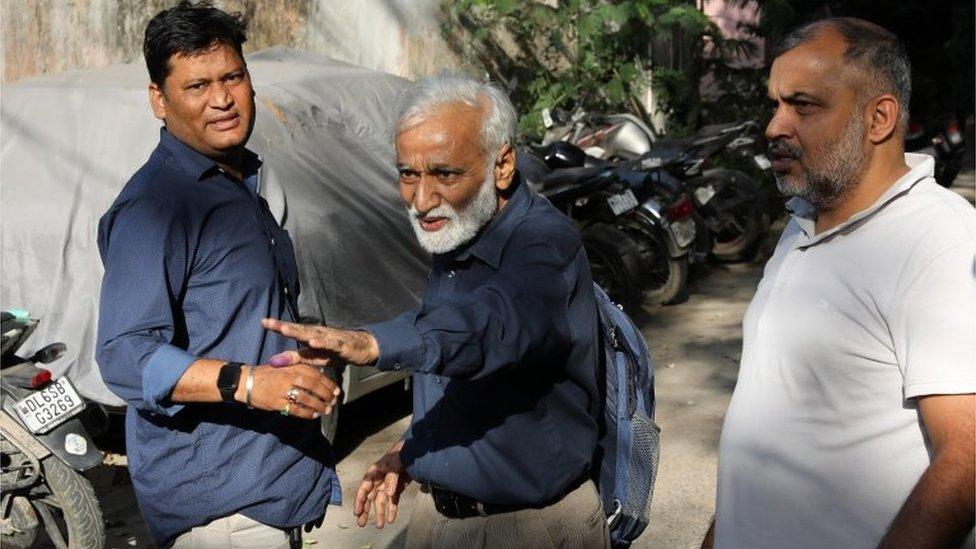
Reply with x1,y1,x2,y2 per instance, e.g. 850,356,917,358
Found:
905,117,966,187
1,309,106,549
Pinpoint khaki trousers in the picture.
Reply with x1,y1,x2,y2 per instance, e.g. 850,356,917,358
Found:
405,480,611,549
167,513,296,549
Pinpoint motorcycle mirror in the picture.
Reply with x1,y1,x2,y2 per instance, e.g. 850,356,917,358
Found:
31,342,67,364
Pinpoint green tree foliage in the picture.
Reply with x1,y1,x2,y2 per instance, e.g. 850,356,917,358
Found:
446,0,973,138
447,0,713,137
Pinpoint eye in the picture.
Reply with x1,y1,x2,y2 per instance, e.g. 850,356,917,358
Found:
430,169,462,183
398,169,420,183
794,101,816,115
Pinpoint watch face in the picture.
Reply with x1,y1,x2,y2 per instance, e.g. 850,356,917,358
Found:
218,363,242,401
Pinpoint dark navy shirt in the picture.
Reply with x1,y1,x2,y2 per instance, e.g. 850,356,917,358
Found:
96,129,340,545
367,177,601,505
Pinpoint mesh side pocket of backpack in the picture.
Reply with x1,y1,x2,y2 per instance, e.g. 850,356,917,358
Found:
622,410,661,538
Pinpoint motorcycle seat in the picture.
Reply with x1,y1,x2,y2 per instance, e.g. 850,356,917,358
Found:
695,121,752,137
639,138,695,165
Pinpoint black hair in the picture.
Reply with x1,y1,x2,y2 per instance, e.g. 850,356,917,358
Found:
773,17,912,125
143,1,248,88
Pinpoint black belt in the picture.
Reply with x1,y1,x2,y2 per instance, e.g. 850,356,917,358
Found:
421,475,588,519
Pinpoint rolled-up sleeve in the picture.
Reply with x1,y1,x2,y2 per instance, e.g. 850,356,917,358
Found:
96,195,196,415
367,241,575,380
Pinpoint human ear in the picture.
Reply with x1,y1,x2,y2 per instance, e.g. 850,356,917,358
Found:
493,143,516,191
149,83,167,121
867,94,900,144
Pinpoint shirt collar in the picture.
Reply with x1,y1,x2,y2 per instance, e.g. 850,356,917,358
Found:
449,173,533,269
787,153,934,244
157,127,261,182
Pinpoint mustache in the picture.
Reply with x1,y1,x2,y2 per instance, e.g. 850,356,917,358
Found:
409,204,457,220
768,140,802,159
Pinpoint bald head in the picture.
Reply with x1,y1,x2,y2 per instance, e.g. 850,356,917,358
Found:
774,17,911,128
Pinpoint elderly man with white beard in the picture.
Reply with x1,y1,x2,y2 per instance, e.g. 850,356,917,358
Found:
703,17,975,549
263,76,610,548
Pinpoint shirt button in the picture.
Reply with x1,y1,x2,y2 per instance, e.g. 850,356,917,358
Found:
394,362,402,370
284,286,290,295
447,270,456,278
271,238,276,247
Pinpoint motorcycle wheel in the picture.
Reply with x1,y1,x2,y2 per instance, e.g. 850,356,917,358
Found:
627,221,689,306
581,223,646,314
701,169,764,262
31,457,104,549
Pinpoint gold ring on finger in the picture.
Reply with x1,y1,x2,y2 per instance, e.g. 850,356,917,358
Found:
280,402,291,416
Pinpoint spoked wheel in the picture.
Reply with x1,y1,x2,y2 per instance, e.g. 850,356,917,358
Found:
581,223,647,314
1,435,103,549
700,169,764,262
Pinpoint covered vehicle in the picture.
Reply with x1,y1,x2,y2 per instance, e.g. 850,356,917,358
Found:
0,48,429,428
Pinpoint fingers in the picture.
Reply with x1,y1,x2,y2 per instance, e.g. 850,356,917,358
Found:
355,478,377,527
373,488,391,528
292,366,342,406
269,349,332,368
290,389,330,416
262,318,327,345
249,364,341,418
384,471,400,524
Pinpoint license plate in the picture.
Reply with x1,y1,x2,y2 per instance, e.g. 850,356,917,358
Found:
14,377,85,434
693,184,718,205
607,189,639,216
753,154,772,170
669,218,697,249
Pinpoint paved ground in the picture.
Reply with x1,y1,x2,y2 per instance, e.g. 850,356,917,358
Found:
47,166,975,549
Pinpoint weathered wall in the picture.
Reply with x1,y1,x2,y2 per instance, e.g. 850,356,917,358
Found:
1,0,466,83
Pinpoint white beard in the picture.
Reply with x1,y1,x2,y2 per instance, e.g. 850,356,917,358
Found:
408,171,498,255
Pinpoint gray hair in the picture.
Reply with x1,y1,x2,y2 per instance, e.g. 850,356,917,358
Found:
774,17,912,127
396,74,518,158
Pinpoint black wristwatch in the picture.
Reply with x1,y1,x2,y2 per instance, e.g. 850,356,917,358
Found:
217,362,244,403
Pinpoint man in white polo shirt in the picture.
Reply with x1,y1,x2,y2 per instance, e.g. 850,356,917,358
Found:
706,17,975,549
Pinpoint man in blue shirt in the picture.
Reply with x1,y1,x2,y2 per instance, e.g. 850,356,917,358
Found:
264,76,610,547
96,2,340,547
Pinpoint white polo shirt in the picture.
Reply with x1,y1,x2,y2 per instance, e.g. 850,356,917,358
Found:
715,154,976,548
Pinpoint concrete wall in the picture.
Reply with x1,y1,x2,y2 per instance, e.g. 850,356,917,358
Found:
1,0,466,83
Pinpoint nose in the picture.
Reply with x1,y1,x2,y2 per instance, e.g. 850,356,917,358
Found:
412,178,441,214
211,82,234,110
765,106,792,142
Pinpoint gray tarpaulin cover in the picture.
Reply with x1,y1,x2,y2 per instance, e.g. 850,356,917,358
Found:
1,48,430,405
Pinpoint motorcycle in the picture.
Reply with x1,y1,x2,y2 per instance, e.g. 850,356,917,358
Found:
1,309,106,549
905,117,966,188
583,117,769,262
519,144,695,308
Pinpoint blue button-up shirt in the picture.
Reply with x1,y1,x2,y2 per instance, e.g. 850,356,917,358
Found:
367,176,601,506
96,129,340,545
